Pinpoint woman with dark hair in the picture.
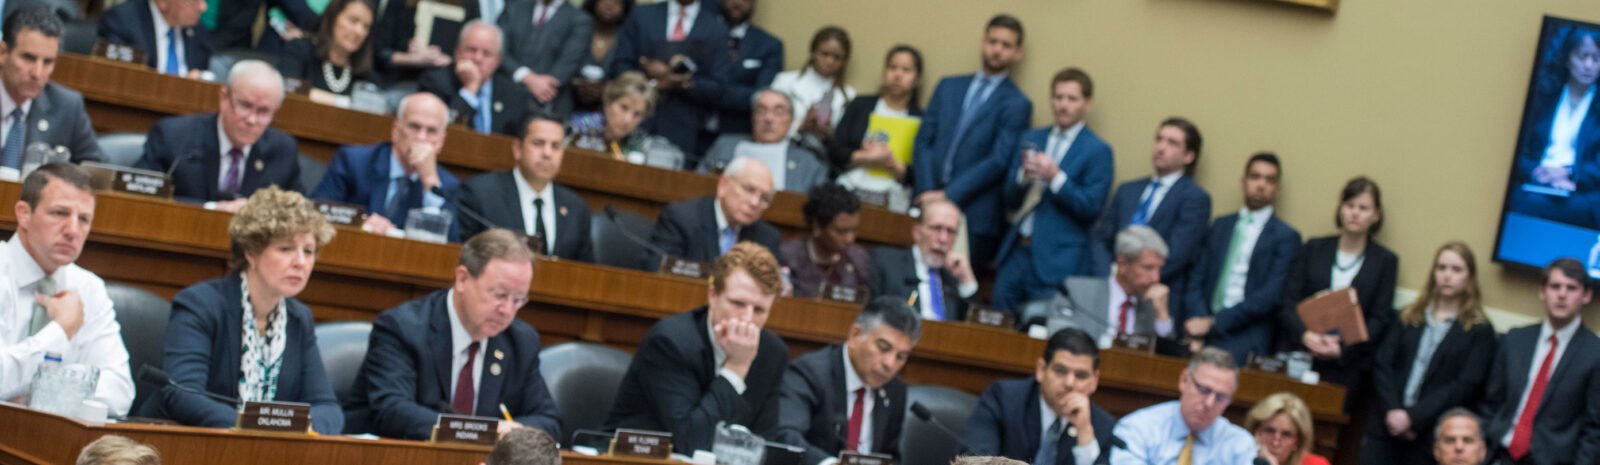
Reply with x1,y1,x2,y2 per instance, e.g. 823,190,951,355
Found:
1277,176,1398,403
1361,241,1497,465
1511,26,1600,228
771,26,855,141
780,183,872,299
280,0,378,96
570,0,636,116
829,45,923,212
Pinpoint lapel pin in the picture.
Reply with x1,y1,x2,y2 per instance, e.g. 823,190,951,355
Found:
490,362,502,376
494,102,503,112
558,206,568,216
254,159,264,171
1067,424,1078,438
878,389,887,407
787,161,796,170
36,119,48,132
494,349,504,360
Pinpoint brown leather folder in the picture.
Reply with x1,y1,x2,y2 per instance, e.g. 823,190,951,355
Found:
1296,287,1368,345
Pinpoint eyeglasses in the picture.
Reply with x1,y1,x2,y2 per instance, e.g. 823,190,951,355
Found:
1256,425,1296,443
1187,374,1233,405
487,288,530,308
736,181,775,207
225,95,278,122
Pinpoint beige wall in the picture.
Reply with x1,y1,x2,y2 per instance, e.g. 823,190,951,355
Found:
751,0,1600,322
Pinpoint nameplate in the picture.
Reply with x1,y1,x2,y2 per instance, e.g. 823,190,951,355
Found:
81,162,172,199
964,305,1014,328
1112,333,1157,354
92,40,146,65
609,428,672,459
430,414,498,447
234,401,312,434
853,190,890,207
819,283,867,304
1246,354,1289,375
313,200,366,226
840,451,894,465
658,256,712,279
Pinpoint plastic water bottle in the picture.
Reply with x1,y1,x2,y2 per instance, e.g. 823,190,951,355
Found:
18,142,54,180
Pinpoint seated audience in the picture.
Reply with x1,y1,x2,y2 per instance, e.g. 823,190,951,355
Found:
771,296,920,464
157,187,342,434
567,0,637,117
459,114,594,261
829,45,923,208
1,163,134,416
1363,241,1496,465
1181,153,1299,362
606,242,790,453
367,0,477,83
136,60,301,210
770,26,854,142
1243,392,1330,465
1482,258,1600,465
950,458,1025,465
485,426,562,465
1276,176,1396,398
608,0,730,165
0,7,105,171
962,328,1117,465
312,92,461,240
280,0,377,97
97,0,210,78
75,435,160,465
1109,347,1256,464
646,156,782,268
1433,408,1488,465
993,67,1113,313
496,0,594,119
419,20,535,137
712,0,782,143
1034,225,1175,348
346,229,562,439
568,71,686,169
868,199,976,322
781,183,870,299
697,89,828,193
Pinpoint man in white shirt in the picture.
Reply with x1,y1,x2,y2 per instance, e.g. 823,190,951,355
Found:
1,163,134,416
868,199,978,322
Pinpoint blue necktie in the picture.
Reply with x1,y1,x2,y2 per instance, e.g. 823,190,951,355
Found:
720,227,736,255
940,76,996,184
1,109,23,169
474,86,493,134
1129,181,1163,226
1034,419,1062,465
926,267,946,321
164,29,181,75
386,177,413,221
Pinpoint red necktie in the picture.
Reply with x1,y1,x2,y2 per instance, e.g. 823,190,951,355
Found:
452,342,481,415
534,3,553,26
670,9,687,41
1509,334,1559,459
845,387,866,452
1118,298,1134,334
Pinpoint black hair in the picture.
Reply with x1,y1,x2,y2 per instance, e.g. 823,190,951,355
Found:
856,296,922,341
582,0,635,26
802,183,861,230
1544,257,1592,291
986,14,1024,46
884,44,924,110
1334,176,1384,236
2,5,62,48
1159,116,1202,176
1042,328,1099,369
517,111,568,140
1246,151,1280,176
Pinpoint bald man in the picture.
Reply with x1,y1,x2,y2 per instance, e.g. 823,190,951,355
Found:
312,93,462,241
137,60,300,211
645,156,783,269
418,20,535,137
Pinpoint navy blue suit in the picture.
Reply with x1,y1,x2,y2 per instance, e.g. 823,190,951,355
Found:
912,74,1032,269
310,142,461,242
157,274,343,434
1181,212,1301,363
345,289,562,440
717,24,783,137
609,1,731,166
961,378,1116,465
1089,176,1211,317
96,0,212,72
457,170,595,262
992,126,1113,312
134,113,303,203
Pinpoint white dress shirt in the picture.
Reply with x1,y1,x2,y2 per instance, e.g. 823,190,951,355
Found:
511,168,557,253
911,247,978,321
705,315,747,393
1102,276,1172,348
0,239,135,416
734,140,790,191
713,198,739,240
840,347,874,454
0,83,33,148
511,0,562,83
148,1,189,75
769,68,856,136
1038,396,1100,465
1330,250,1364,291
478,0,506,25
1216,206,1273,310
1542,84,1595,169
215,119,252,190
665,1,700,39
1017,122,1085,236
445,290,484,402
383,154,446,215
1501,318,1584,447
1136,171,1185,219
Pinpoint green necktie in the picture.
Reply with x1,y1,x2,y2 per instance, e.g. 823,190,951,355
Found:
28,276,55,336
1211,214,1252,312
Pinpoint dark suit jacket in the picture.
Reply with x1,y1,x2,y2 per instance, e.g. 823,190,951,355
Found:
1518,83,1600,194
14,83,104,163
158,274,342,434
1181,213,1301,363
696,134,829,193
827,95,921,177
418,66,535,137
96,0,212,72
911,73,1032,238
310,142,462,241
997,126,1114,284
605,306,789,453
345,289,562,439
370,0,483,82
961,378,1116,465
1088,176,1211,316
644,195,782,269
209,0,315,51
770,344,905,464
1276,236,1398,393
134,113,302,203
867,246,970,322
1482,323,1600,465
717,24,783,136
496,0,593,118
609,1,731,161
457,170,594,262
1033,276,1166,342
1369,316,1496,442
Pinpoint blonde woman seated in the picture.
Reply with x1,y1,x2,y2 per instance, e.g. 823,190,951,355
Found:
1244,392,1330,465
568,71,686,169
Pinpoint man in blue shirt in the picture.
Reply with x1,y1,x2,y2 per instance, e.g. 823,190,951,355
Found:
1110,347,1256,464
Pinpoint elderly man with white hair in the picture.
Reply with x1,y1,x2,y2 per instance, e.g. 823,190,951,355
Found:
646,156,784,269
1024,225,1177,348
696,88,829,193
418,20,536,137
312,92,461,241
137,59,301,212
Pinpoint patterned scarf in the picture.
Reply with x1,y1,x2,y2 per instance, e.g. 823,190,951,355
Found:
238,274,287,403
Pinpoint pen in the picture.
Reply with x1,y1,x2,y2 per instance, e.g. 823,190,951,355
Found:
499,403,513,421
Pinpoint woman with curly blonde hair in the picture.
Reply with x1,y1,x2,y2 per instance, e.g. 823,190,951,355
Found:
1244,392,1329,465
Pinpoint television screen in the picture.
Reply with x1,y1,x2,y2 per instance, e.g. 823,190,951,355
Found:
1494,16,1600,276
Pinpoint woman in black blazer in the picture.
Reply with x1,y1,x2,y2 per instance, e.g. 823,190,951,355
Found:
1277,177,1398,402
158,187,343,434
1360,241,1497,465
280,0,379,96
826,45,924,178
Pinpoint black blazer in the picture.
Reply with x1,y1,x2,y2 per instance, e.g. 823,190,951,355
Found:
1181,213,1302,364
1368,315,1496,442
867,246,969,322
605,306,789,453
1276,236,1398,395
1482,323,1600,465
826,95,922,176
134,113,303,203
156,274,343,434
769,344,905,464
644,195,782,270
961,378,1116,465
417,65,535,137
345,289,562,440
97,0,212,72
210,0,315,51
717,24,784,136
457,170,594,262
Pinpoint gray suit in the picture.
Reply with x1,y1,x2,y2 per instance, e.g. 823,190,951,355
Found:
1023,276,1163,347
496,0,593,118
16,82,105,163
696,134,828,193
